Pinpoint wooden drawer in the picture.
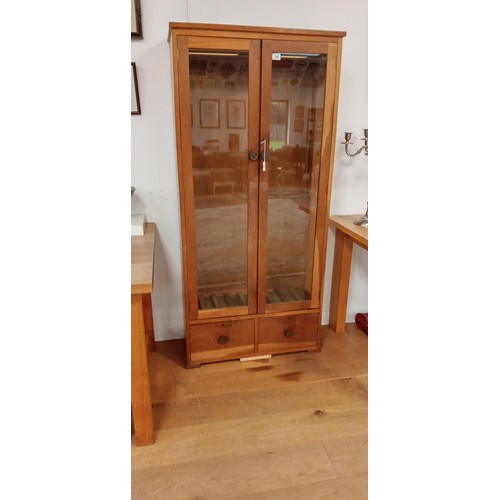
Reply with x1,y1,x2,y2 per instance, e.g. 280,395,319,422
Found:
258,313,319,353
189,319,254,365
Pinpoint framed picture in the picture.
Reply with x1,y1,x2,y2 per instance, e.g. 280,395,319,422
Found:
200,99,220,128
131,63,141,115
227,100,246,129
294,119,304,133
131,0,143,39
295,105,305,119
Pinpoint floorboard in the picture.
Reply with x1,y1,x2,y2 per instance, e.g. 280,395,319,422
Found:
132,323,368,499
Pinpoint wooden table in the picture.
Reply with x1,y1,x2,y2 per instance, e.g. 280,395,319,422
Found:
329,215,368,333
131,222,156,446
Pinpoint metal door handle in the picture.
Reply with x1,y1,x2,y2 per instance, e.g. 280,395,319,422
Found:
260,139,267,172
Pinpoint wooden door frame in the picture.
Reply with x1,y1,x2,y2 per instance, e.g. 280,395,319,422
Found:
175,35,261,320
257,40,334,314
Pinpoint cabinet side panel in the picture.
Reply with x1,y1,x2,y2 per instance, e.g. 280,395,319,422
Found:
318,39,344,310
311,42,340,309
177,36,201,321
170,34,193,356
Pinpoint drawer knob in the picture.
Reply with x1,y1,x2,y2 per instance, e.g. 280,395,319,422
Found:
284,328,294,338
218,335,229,345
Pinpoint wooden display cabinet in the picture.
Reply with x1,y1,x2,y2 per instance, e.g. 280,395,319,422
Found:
168,22,346,367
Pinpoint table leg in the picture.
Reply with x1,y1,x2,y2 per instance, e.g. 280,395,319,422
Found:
142,293,155,352
329,230,353,333
131,294,154,446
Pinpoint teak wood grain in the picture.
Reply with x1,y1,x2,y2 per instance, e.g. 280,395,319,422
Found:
258,312,319,353
168,22,347,41
329,215,368,333
169,23,346,367
190,319,255,364
131,223,156,295
132,324,367,499
330,215,368,251
131,223,156,446
131,294,154,446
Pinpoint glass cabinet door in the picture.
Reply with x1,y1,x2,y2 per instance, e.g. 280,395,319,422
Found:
258,40,336,313
177,37,260,319
177,36,337,318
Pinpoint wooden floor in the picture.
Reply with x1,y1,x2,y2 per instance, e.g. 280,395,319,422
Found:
132,323,368,499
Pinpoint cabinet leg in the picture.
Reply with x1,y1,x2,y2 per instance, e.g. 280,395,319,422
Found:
329,231,353,333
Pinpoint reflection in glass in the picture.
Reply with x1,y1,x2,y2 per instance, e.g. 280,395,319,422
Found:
266,53,327,305
188,50,249,311
270,101,289,150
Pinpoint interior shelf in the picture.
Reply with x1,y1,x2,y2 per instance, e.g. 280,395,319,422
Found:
197,286,311,310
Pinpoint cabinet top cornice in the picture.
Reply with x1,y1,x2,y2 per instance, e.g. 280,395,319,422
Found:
168,22,346,42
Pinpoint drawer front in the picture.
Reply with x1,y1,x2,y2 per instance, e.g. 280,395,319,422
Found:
190,319,254,364
258,313,319,353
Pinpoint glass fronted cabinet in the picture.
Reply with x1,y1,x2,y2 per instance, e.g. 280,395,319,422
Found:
169,23,346,366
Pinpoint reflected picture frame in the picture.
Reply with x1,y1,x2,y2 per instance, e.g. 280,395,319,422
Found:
200,99,220,128
294,119,304,133
227,100,246,129
131,62,141,115
131,0,143,39
295,105,305,119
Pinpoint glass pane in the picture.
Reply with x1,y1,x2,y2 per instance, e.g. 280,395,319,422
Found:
189,50,249,311
266,53,327,305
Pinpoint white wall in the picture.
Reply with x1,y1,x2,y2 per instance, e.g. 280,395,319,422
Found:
131,0,368,340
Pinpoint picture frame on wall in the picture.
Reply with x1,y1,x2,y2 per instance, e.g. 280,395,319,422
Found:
131,0,143,39
131,63,141,115
227,100,246,129
294,119,304,133
295,105,305,119
308,107,324,130
200,99,220,128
